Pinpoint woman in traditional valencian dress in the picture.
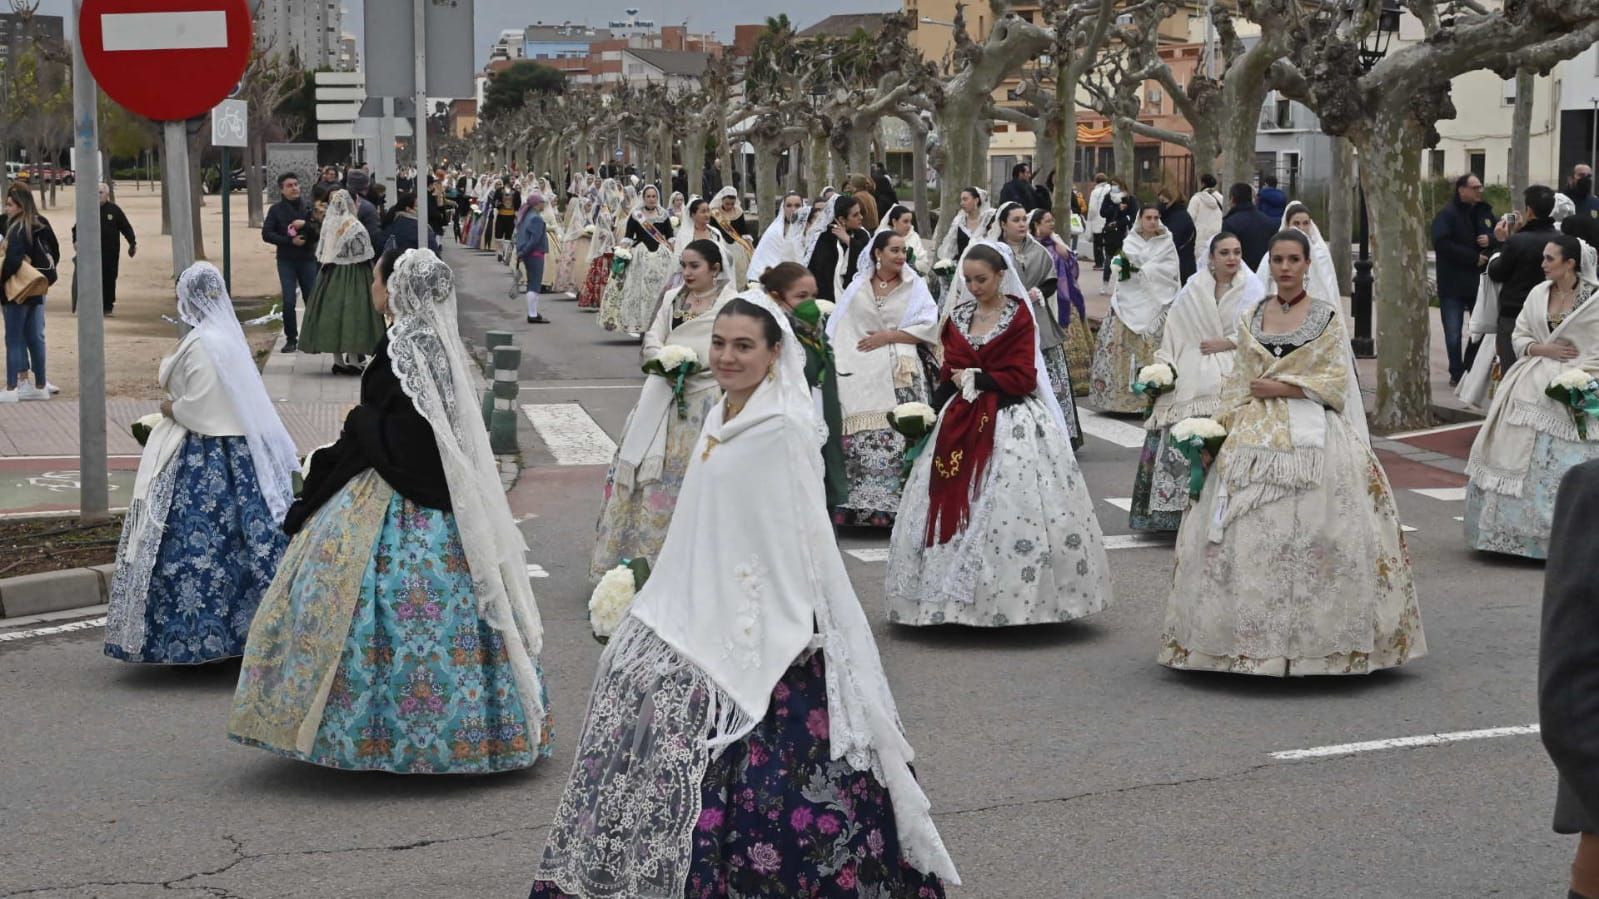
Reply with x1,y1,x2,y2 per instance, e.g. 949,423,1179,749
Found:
709,185,755,287
887,242,1111,628
1158,231,1425,677
104,263,296,664
553,192,591,295
826,230,940,527
878,203,932,278
1089,205,1181,413
299,190,384,375
762,260,848,508
600,184,676,334
229,247,552,771
1129,232,1264,533
993,200,1081,448
937,187,990,264
532,294,958,899
748,191,807,284
1465,234,1599,558
806,194,872,302
1032,208,1094,397
590,239,740,579
577,180,621,310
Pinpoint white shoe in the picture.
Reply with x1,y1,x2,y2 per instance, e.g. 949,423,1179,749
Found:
45,381,59,394
18,383,49,401
0,389,18,404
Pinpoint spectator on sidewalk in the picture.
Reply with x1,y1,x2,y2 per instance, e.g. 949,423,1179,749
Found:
999,162,1041,212
71,182,136,316
1541,459,1599,899
1431,173,1497,385
1221,182,1277,268
1087,173,1112,269
702,158,723,198
1562,163,1599,222
0,185,59,402
1157,186,1197,283
871,162,898,218
1097,176,1136,294
1187,174,1226,260
1488,184,1560,372
1257,175,1288,222
342,169,384,250
262,171,316,353
381,192,441,255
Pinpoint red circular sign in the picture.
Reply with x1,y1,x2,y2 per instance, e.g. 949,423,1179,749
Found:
80,0,253,122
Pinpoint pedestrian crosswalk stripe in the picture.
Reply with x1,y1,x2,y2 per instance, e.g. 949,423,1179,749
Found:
845,548,890,563
1102,534,1175,550
521,403,616,465
1101,497,1133,511
1411,487,1466,502
1076,410,1147,448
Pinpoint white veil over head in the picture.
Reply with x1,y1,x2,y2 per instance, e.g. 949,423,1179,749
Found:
943,240,1070,437
749,191,806,283
800,195,839,265
826,230,938,342
176,262,300,523
316,189,373,265
383,248,548,741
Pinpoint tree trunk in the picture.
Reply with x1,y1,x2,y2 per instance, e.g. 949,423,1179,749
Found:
1327,136,1355,297
1110,119,1135,182
786,142,802,194
807,133,828,199
683,124,707,199
1509,68,1535,200
845,115,874,177
752,136,781,233
909,124,930,238
932,94,991,251
1054,65,1080,208
1358,109,1432,431
657,123,673,189
246,138,265,228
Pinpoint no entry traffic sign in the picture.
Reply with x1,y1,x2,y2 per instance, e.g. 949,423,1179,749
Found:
80,0,253,122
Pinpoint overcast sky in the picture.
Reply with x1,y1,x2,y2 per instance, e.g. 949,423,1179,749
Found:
44,0,899,68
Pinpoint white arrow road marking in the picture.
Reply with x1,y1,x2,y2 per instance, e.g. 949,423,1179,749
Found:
526,563,550,579
845,548,890,563
521,403,617,465
1411,487,1466,502
1269,724,1540,761
1101,497,1133,512
102,12,229,51
1076,410,1147,448
0,616,106,643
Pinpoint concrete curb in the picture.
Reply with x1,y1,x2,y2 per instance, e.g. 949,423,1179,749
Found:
0,563,115,619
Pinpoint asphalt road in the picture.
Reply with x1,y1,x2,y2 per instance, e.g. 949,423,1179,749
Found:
0,243,1568,898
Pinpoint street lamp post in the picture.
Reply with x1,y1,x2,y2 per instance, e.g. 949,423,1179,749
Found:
1349,0,1401,359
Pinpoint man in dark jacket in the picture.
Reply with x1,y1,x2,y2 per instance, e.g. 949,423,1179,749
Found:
1540,460,1599,899
261,171,315,353
1221,182,1277,269
1157,187,1197,283
702,159,723,198
71,183,136,316
671,165,688,199
1430,173,1497,384
1488,184,1559,371
1257,175,1288,222
342,169,385,249
870,163,898,219
1562,163,1599,222
999,162,1040,212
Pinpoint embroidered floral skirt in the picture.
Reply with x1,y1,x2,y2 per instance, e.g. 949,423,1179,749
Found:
887,397,1113,627
1042,342,1082,449
591,388,719,580
104,434,287,664
1064,316,1094,397
1465,429,1599,559
298,262,384,356
600,247,674,334
529,649,947,899
834,383,926,529
1088,307,1161,415
1129,427,1187,533
577,253,612,309
229,472,552,773
553,236,591,294
1159,413,1427,676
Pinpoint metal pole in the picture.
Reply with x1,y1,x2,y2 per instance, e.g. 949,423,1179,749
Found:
1351,181,1375,358
414,0,428,254
72,0,107,522
1591,98,1598,168
164,121,194,277
221,145,231,291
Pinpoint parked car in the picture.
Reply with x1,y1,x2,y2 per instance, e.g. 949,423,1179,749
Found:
6,162,74,185
206,165,267,194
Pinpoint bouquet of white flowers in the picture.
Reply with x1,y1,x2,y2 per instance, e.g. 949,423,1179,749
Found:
610,245,632,278
888,401,938,481
670,215,681,229
1132,362,1177,415
583,225,596,237
1110,253,1139,282
1546,368,1599,439
642,345,702,419
932,258,956,274
612,246,632,261
589,558,651,643
811,299,836,318
1170,417,1228,499
130,411,165,447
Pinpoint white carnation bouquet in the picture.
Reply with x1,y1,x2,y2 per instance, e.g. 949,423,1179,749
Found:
1110,252,1140,282
582,224,596,237
589,558,651,643
1133,362,1177,415
130,411,164,447
811,299,835,317
1546,367,1599,439
642,344,702,419
611,245,632,261
670,215,681,229
887,401,938,481
932,258,956,274
1170,416,1228,499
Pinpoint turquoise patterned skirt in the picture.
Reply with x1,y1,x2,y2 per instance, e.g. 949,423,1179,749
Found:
231,481,553,773
1465,429,1599,559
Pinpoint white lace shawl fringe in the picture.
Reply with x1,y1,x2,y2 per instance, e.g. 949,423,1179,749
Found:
104,453,182,655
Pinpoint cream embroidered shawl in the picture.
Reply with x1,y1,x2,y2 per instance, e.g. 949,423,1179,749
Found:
1467,281,1599,496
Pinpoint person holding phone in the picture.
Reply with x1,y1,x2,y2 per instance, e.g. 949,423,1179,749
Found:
1489,185,1562,371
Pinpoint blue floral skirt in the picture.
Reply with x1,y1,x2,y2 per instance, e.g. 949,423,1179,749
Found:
105,434,287,664
1465,429,1599,559
231,487,553,773
530,651,946,899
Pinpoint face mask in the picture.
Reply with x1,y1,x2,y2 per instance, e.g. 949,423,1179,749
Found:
1575,176,1594,200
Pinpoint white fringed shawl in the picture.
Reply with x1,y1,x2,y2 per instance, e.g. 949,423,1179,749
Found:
1151,268,1265,430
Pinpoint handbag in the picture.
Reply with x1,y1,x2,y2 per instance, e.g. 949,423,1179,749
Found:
0,238,47,302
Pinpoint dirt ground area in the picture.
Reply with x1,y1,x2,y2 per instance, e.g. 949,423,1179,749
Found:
0,515,123,577
33,183,285,400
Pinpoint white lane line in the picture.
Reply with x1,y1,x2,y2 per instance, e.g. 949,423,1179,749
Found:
0,616,106,643
1385,420,1481,440
1103,534,1175,550
1412,487,1466,502
521,403,617,465
102,12,228,51
845,548,890,563
1402,524,1418,533
526,563,550,579
0,604,107,629
520,384,640,391
1269,724,1540,761
1077,410,1147,449
1453,515,1464,522
1102,497,1133,512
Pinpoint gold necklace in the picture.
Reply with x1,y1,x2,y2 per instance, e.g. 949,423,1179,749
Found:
724,394,749,420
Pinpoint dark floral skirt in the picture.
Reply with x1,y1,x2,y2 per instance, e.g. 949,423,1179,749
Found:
530,651,946,899
577,253,612,309
1129,428,1184,533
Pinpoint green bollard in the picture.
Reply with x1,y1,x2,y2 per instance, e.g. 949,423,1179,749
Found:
488,344,522,455
482,330,514,426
